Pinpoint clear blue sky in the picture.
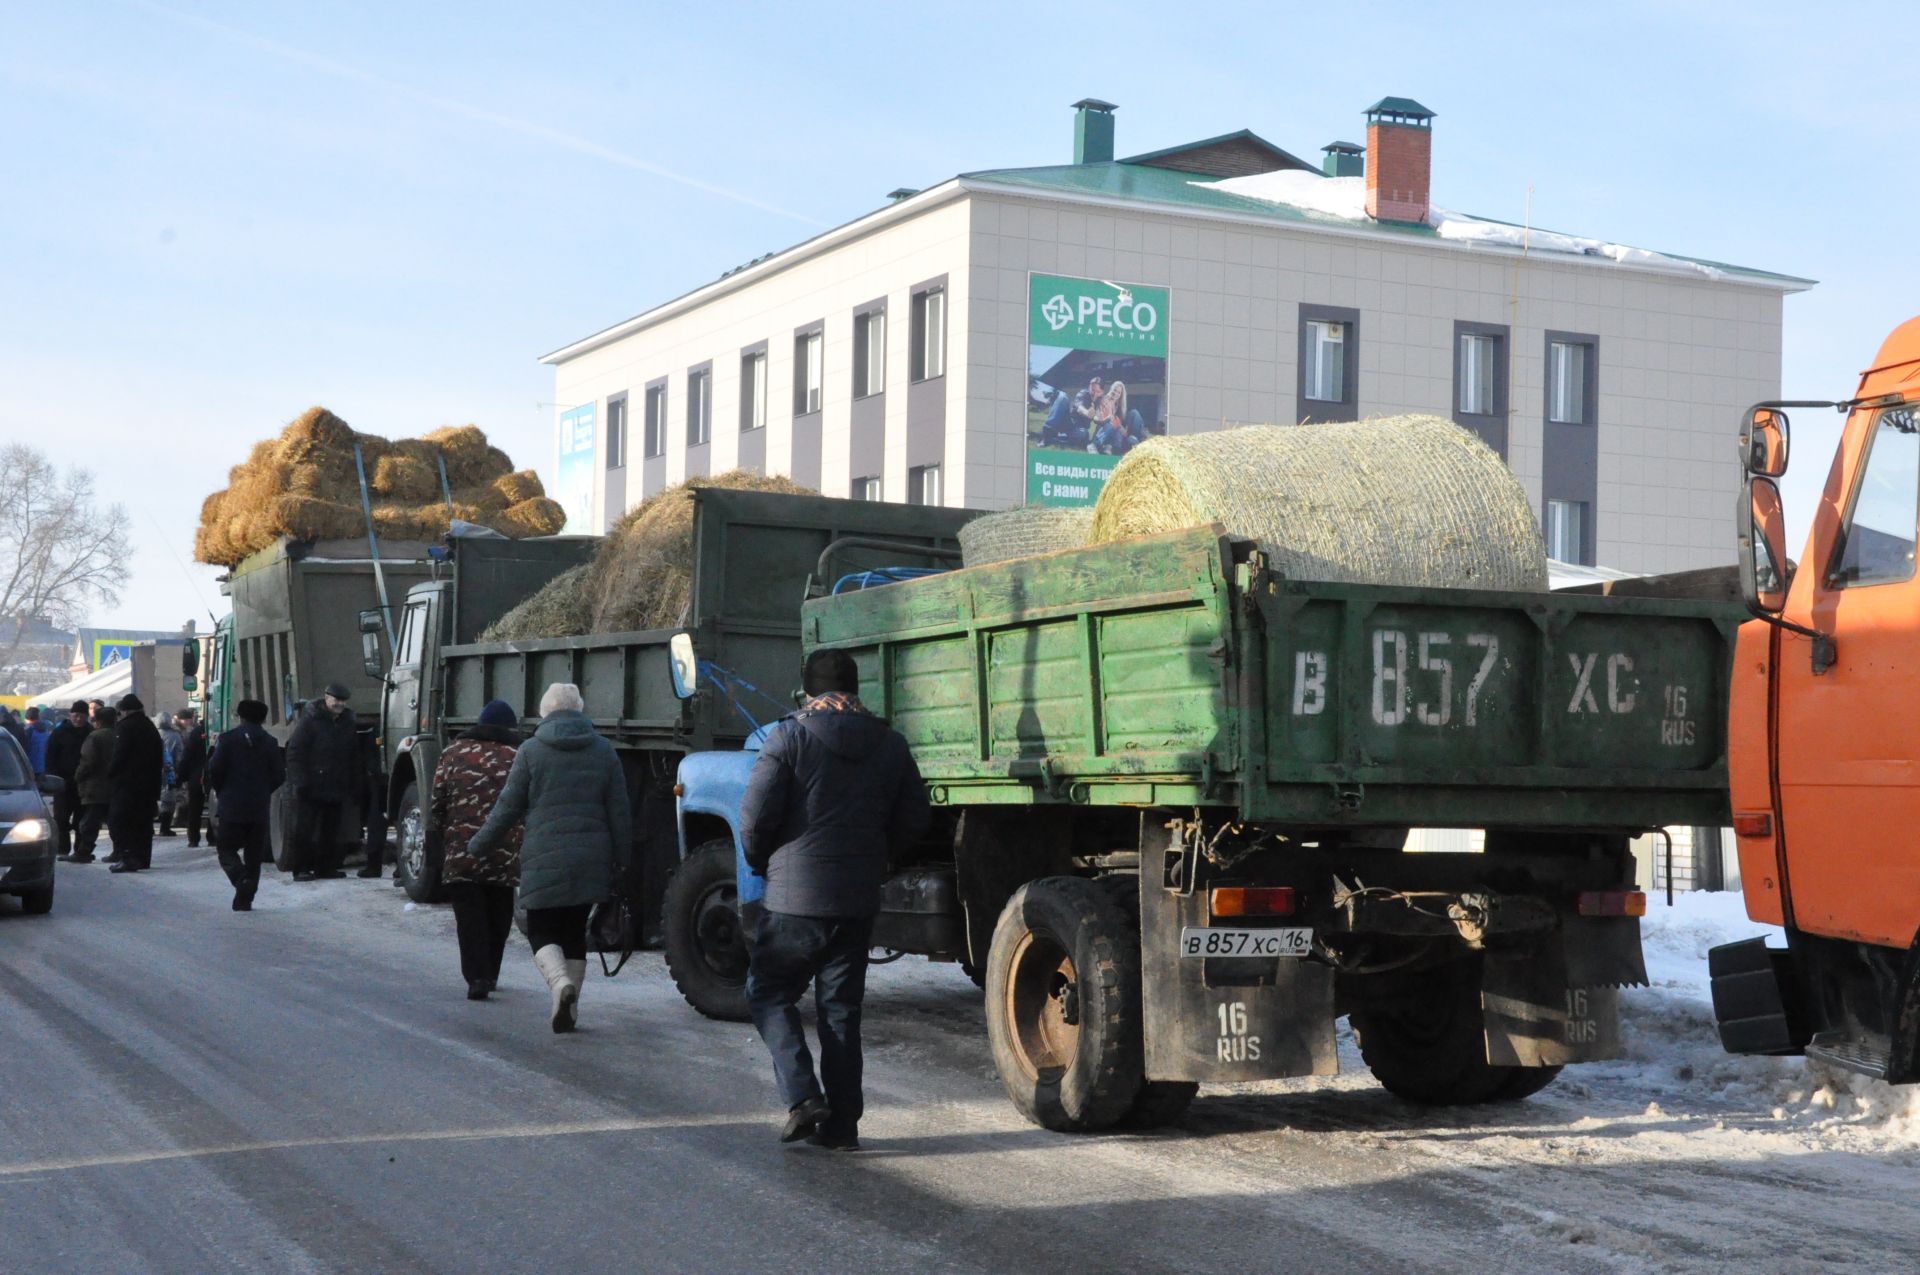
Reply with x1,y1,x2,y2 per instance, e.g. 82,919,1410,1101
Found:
4,1,1914,629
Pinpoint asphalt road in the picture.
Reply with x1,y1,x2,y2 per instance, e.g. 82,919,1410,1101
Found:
2,839,1916,1274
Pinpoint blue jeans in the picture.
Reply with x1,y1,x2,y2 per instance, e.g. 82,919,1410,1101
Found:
747,911,875,1137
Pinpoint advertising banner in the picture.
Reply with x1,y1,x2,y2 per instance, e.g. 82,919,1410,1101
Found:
1026,273,1170,506
556,403,597,533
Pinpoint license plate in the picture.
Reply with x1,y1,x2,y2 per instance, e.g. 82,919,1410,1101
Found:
1179,926,1313,958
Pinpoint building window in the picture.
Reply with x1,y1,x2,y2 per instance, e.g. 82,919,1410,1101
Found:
911,286,946,381
795,330,823,415
1828,405,1920,589
1548,339,1592,425
643,384,667,459
686,368,712,447
740,352,767,432
1296,304,1359,423
854,308,886,398
1546,499,1588,564
1457,334,1497,415
605,394,627,470
852,475,881,502
908,464,941,507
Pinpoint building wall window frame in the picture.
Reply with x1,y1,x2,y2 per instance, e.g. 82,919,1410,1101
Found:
853,301,886,399
1547,334,1598,426
739,343,768,433
794,321,825,417
604,391,628,470
910,283,946,382
686,363,713,448
1542,330,1600,565
1451,320,1509,457
1296,303,1360,424
1546,499,1588,564
908,464,941,507
642,379,668,459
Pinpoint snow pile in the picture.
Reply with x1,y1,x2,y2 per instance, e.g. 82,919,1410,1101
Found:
1619,892,1920,1146
1204,170,1726,280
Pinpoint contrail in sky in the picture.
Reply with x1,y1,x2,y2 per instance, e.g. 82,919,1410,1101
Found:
125,0,829,227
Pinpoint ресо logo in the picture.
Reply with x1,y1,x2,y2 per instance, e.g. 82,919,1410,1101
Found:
1041,294,1074,332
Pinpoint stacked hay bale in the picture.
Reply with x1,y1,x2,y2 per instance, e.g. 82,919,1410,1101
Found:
481,470,818,642
1088,416,1546,591
957,506,1095,567
193,407,567,567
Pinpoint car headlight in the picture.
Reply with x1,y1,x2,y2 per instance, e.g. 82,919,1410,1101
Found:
3,819,46,844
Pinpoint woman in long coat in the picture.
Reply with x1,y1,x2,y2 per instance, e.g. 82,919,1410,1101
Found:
431,699,524,1001
466,683,631,1032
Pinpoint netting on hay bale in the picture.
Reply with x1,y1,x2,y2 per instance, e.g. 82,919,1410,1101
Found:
1088,415,1547,591
478,470,818,642
193,406,569,566
957,506,1095,566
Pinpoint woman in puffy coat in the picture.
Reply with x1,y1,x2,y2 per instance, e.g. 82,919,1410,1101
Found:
466,683,631,1033
431,699,524,1001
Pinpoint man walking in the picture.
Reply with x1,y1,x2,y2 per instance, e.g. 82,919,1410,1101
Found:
107,694,162,873
207,699,284,910
739,649,929,1151
22,707,50,776
70,705,116,863
176,710,208,847
156,711,184,837
286,684,358,881
44,701,90,861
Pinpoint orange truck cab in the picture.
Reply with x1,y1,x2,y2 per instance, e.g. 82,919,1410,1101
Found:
1714,316,1920,1079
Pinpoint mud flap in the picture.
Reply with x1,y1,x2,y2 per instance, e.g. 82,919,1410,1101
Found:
1137,834,1337,1084
1482,941,1622,1067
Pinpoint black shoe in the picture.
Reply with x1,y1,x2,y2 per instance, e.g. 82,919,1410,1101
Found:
293,871,316,882
109,862,140,874
806,1128,861,1152
780,1097,830,1144
55,853,74,863
356,866,382,879
70,855,95,864
315,869,346,880
232,895,252,911
467,981,489,1001
478,979,497,996
102,853,122,864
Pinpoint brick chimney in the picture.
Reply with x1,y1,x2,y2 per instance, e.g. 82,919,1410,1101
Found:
1072,98,1117,164
1363,97,1434,224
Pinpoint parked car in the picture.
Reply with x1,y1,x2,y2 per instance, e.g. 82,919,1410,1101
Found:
0,734,56,914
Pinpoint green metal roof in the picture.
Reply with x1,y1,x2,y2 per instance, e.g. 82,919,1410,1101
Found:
1119,128,1316,175
959,160,1813,286
1365,96,1435,120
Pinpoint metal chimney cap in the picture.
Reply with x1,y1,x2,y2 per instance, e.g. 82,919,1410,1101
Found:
1071,98,1118,113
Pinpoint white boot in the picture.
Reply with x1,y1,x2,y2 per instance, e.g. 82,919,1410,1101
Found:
565,959,587,1027
534,945,577,1033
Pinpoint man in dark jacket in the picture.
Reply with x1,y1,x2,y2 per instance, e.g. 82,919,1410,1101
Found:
286,683,358,881
175,710,208,847
738,648,930,1151
106,694,163,873
44,701,91,860
207,699,285,910
70,705,116,863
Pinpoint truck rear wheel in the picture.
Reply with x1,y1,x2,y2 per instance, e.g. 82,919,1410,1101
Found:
986,877,1145,1132
393,783,443,904
1350,966,1557,1105
662,839,751,1022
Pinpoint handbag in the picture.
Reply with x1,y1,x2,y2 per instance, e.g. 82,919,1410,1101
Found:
589,870,640,976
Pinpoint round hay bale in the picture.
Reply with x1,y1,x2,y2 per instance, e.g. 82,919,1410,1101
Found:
1088,417,1546,591
478,563,595,642
959,506,1095,566
372,454,437,501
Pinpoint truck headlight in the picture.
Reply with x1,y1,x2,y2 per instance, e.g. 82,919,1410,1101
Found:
3,819,46,844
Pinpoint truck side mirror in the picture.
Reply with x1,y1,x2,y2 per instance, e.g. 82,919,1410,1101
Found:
358,609,384,635
668,633,698,701
1741,407,1790,477
1738,476,1789,614
362,629,384,680
182,641,199,676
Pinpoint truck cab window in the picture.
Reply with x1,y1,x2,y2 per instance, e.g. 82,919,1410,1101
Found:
1828,406,1920,589
395,603,427,666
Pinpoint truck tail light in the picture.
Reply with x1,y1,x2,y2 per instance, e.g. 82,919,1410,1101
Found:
1732,811,1773,838
1577,890,1646,918
1210,886,1297,917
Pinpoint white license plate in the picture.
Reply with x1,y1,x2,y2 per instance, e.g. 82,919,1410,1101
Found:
1179,926,1313,958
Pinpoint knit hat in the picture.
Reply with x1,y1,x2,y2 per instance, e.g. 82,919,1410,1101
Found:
477,699,518,728
118,693,144,713
236,699,269,724
69,701,89,715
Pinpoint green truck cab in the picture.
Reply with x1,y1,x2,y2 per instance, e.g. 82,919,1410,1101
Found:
678,524,1741,1131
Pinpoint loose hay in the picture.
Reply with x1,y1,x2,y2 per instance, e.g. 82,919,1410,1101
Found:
195,406,567,565
958,506,1096,566
1089,416,1547,591
479,563,595,642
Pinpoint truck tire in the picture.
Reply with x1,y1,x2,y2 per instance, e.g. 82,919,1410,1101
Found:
1097,874,1198,1130
1491,1065,1563,1101
1350,966,1532,1106
19,881,53,915
393,783,444,904
986,877,1145,1132
662,839,751,1022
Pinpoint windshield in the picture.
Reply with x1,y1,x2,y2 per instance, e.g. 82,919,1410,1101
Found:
0,737,28,789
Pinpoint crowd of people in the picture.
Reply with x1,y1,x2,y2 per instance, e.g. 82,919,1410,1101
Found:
8,649,926,1153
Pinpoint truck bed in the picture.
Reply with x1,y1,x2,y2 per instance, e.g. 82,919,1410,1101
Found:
805,527,1741,830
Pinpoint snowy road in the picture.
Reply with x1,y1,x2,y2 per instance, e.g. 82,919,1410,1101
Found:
2,840,1917,1274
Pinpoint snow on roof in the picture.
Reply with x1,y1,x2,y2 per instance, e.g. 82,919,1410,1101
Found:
1205,171,1732,281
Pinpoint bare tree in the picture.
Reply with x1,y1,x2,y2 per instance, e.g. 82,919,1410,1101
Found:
0,443,132,671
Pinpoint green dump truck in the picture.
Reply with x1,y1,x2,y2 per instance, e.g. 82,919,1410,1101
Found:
678,524,1740,1131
